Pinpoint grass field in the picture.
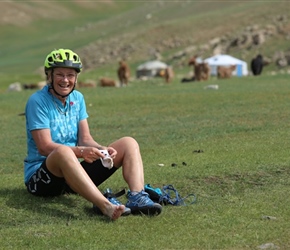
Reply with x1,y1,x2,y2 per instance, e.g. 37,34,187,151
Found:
1,74,290,249
1,1,290,249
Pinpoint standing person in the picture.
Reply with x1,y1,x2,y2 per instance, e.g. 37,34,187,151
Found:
24,48,162,220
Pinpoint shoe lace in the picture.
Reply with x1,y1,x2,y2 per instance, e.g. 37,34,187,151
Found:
136,190,151,202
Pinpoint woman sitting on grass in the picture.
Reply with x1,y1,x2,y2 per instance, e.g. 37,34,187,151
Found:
23,48,162,220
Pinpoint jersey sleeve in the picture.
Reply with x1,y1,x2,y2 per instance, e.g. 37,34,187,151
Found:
25,94,50,131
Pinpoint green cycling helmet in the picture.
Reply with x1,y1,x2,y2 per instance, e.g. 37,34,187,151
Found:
44,48,82,74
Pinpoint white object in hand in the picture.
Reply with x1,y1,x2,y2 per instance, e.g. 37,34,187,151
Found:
99,150,114,169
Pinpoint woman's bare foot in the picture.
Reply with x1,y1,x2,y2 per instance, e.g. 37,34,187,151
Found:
104,204,125,220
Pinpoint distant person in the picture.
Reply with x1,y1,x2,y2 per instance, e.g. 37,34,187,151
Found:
24,48,162,220
251,54,264,76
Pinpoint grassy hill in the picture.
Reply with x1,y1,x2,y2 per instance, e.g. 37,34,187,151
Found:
1,1,290,86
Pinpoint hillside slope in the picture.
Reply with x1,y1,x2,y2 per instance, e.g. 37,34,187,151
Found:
1,1,290,76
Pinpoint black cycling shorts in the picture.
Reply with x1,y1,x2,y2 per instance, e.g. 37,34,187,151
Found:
26,159,118,197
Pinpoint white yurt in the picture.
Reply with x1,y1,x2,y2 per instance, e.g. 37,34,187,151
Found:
204,54,248,77
136,60,168,78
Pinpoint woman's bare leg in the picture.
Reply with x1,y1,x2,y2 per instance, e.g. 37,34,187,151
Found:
46,145,124,220
109,137,144,192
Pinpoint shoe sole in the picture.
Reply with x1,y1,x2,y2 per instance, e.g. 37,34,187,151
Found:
130,204,162,216
121,209,131,216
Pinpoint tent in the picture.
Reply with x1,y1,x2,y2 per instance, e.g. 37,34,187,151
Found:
204,54,248,77
136,60,168,78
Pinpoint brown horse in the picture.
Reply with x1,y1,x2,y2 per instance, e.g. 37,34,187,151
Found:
188,56,210,81
217,65,236,79
164,66,174,83
117,60,130,87
99,77,117,87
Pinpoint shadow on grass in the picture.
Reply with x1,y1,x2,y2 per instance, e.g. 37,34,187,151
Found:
0,186,101,221
0,187,111,226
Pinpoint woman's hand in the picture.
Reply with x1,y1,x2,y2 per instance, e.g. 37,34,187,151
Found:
106,147,117,159
79,147,102,163
79,146,117,163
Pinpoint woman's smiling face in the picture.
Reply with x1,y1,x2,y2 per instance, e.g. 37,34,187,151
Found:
50,67,77,98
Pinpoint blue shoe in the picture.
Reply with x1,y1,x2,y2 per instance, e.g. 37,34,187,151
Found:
93,188,131,216
126,190,162,216
144,184,163,204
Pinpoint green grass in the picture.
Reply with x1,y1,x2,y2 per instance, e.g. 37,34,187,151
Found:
1,1,290,249
1,74,290,249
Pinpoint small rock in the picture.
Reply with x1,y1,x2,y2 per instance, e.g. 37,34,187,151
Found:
204,84,219,90
257,243,280,249
261,215,277,220
193,149,204,153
